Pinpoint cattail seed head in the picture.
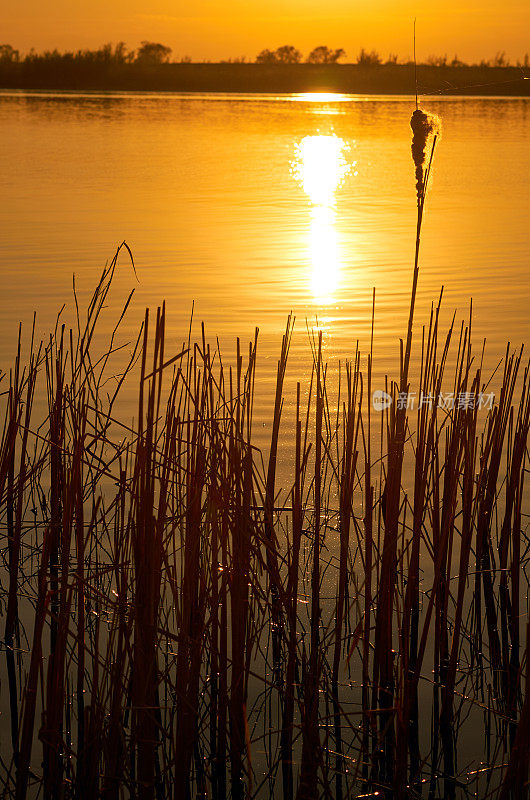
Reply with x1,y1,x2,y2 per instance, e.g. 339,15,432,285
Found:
410,109,441,201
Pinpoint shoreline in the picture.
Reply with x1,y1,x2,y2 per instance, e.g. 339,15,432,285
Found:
1,62,529,96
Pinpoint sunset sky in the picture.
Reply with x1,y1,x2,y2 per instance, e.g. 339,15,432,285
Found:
4,0,530,63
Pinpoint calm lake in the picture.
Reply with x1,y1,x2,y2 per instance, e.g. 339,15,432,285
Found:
1,91,529,447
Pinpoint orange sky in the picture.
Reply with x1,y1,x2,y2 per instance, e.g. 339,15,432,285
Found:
4,0,530,62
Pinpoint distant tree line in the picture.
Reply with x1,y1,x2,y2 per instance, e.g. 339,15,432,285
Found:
0,42,185,89
254,44,530,68
256,45,345,64
0,41,528,93
1,41,529,70
0,41,174,66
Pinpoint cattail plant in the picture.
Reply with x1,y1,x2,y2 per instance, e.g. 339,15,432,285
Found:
372,107,441,795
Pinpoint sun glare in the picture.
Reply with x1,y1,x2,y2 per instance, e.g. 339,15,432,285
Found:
290,92,353,103
292,134,352,303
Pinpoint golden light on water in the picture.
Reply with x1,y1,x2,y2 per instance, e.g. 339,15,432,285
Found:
290,93,354,104
292,134,353,304
308,205,340,300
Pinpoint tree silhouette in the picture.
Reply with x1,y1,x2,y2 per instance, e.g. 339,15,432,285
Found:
275,45,302,63
256,45,302,64
113,41,135,63
357,48,381,66
306,46,345,64
135,41,172,66
255,49,276,63
0,44,20,63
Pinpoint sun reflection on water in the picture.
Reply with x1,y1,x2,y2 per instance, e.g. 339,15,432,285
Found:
292,135,354,304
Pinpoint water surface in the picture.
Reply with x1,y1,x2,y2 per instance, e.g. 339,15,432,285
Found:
1,91,529,443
